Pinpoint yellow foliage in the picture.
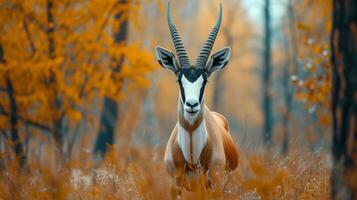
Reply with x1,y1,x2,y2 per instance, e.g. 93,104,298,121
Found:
0,0,156,132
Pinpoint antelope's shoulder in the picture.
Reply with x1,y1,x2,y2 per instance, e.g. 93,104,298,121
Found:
208,110,239,171
211,111,229,131
164,124,185,175
164,124,177,174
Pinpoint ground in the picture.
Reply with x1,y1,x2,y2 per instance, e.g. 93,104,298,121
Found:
0,146,330,200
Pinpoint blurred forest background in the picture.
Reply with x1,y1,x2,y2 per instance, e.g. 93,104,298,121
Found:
0,0,356,199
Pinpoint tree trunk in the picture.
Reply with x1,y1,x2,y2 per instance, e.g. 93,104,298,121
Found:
46,0,65,162
94,0,128,158
282,65,292,155
262,0,273,146
281,0,298,155
331,0,357,199
0,43,27,169
281,38,291,155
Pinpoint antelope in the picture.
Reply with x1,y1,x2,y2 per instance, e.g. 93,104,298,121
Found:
155,2,238,196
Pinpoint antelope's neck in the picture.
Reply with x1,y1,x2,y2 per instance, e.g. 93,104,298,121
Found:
177,101,208,164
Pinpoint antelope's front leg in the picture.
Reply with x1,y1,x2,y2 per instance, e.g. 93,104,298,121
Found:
223,170,232,193
170,182,181,200
169,166,186,200
206,164,227,191
170,174,184,200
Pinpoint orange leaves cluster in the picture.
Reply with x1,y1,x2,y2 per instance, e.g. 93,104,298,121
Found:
0,0,156,130
293,0,332,126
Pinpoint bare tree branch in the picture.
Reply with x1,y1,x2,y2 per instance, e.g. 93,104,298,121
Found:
0,109,51,132
23,18,37,54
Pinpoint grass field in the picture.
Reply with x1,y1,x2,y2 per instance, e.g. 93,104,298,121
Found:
0,146,330,200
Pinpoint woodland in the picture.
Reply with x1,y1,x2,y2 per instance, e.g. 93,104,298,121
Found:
0,0,356,199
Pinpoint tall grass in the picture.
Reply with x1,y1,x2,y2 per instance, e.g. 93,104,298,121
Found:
0,146,330,199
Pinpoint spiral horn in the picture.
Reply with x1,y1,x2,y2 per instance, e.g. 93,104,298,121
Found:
167,2,190,68
195,2,222,69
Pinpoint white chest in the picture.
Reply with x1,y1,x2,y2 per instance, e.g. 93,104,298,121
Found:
177,121,208,164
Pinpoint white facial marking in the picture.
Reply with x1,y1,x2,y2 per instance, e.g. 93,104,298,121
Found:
181,75,204,105
177,121,208,164
181,75,204,124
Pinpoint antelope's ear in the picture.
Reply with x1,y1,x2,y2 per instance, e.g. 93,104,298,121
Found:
155,46,180,74
205,47,231,76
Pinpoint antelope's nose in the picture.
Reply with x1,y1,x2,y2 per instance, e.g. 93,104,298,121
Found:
186,99,199,108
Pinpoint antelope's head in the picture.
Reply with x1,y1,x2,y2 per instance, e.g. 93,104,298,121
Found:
155,2,231,119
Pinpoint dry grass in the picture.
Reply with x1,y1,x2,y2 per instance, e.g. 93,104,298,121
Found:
0,146,331,200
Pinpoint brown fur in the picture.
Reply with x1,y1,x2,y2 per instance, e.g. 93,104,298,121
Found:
164,105,239,190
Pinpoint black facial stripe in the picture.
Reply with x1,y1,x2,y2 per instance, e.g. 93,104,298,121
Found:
199,81,207,102
178,80,186,102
